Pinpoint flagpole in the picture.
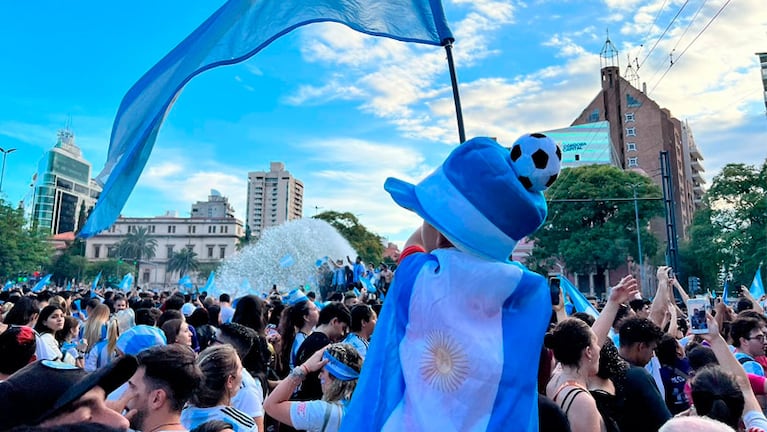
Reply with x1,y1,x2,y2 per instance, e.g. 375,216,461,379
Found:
444,40,465,144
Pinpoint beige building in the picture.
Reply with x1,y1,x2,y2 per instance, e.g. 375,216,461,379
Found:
84,196,244,290
246,162,303,238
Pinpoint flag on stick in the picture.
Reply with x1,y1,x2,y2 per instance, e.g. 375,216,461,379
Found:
750,264,764,300
559,275,599,318
78,0,453,238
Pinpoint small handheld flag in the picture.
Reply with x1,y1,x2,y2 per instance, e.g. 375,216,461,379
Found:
178,275,194,292
279,254,295,268
559,275,599,318
32,274,52,293
750,265,764,300
92,271,102,290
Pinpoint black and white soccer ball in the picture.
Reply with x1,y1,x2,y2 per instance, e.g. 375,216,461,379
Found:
509,133,562,192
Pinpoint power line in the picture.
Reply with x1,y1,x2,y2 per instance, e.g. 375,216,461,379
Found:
649,0,733,94
638,0,691,70
637,0,670,66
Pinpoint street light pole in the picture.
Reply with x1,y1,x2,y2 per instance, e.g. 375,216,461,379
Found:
630,184,645,294
0,147,18,194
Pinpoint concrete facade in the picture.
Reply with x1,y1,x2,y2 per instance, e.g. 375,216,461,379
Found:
84,209,244,290
246,162,303,238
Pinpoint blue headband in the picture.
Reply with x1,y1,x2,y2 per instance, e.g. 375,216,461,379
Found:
323,351,359,381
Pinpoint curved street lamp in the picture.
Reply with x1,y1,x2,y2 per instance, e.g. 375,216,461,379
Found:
0,147,18,194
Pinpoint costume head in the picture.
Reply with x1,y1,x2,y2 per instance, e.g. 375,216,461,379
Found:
384,135,561,262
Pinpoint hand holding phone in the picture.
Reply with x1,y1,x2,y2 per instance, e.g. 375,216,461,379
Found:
688,298,709,334
549,278,561,306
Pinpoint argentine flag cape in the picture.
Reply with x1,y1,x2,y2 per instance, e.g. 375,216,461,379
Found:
342,248,550,431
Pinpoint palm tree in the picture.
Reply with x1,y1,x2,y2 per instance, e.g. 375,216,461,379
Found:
116,226,157,283
167,247,200,281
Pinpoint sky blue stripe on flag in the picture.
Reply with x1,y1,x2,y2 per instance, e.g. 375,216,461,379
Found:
78,0,453,238
32,274,52,292
559,275,599,318
3,281,13,291
202,271,215,293
750,265,764,299
723,280,729,304
119,273,134,292
92,271,102,290
178,274,194,291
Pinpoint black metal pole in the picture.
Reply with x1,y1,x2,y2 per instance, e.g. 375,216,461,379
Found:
444,41,465,144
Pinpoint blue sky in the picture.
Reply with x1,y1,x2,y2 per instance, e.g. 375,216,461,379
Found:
0,0,764,246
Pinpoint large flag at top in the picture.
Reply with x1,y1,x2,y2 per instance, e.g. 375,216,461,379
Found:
750,264,764,300
79,0,454,238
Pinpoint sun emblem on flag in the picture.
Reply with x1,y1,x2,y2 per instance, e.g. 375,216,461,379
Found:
420,330,470,392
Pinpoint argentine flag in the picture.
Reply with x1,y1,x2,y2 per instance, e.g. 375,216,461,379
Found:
750,264,764,300
342,249,549,431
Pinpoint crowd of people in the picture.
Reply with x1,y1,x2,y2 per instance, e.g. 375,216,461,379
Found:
0,259,379,432
1,261,767,431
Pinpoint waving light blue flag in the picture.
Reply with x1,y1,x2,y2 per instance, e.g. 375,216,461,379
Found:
78,0,453,238
118,273,134,292
750,265,764,300
723,280,729,304
3,281,13,291
92,271,102,290
32,274,52,293
560,275,599,318
202,271,216,293
178,275,194,292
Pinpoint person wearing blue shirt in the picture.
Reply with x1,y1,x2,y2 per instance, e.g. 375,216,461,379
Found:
343,304,377,359
347,256,365,286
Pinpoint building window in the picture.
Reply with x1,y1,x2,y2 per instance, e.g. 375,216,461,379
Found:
167,225,176,234
167,245,174,258
628,157,638,167
188,225,196,234
142,271,150,283
207,246,214,258
626,93,642,108
186,244,195,251
107,246,117,258
625,112,635,122
627,142,637,152
220,246,226,259
588,109,599,122
625,127,636,137
148,225,156,234
208,226,216,234
94,245,101,259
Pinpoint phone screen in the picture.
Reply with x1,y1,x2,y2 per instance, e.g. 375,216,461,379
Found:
550,278,561,306
687,298,709,334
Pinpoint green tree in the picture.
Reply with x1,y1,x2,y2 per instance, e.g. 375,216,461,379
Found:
167,248,200,279
680,161,767,291
526,165,664,276
84,259,136,287
115,226,157,279
313,211,384,265
48,244,89,285
0,199,52,278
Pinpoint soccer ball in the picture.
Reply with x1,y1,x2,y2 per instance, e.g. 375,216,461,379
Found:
509,133,562,192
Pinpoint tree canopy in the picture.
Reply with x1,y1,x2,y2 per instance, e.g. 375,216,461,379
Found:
313,211,384,265
680,161,766,292
167,247,200,277
115,226,157,279
526,164,664,275
0,199,52,278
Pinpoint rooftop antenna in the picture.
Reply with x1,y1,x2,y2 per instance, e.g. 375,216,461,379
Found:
624,54,640,89
600,29,620,70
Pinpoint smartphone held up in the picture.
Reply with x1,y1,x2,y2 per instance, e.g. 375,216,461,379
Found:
688,298,709,334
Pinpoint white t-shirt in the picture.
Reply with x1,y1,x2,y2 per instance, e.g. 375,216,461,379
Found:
181,405,256,432
231,369,264,418
37,332,63,361
290,400,345,432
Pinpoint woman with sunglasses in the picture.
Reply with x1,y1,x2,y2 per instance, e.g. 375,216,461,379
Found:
264,343,362,432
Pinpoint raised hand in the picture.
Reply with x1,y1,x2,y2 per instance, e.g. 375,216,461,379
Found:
608,275,639,304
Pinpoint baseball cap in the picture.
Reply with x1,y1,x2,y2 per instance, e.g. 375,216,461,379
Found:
0,356,137,429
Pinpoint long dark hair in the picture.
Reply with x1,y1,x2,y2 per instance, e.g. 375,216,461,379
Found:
691,366,744,428
34,305,63,335
278,300,311,369
232,295,266,335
